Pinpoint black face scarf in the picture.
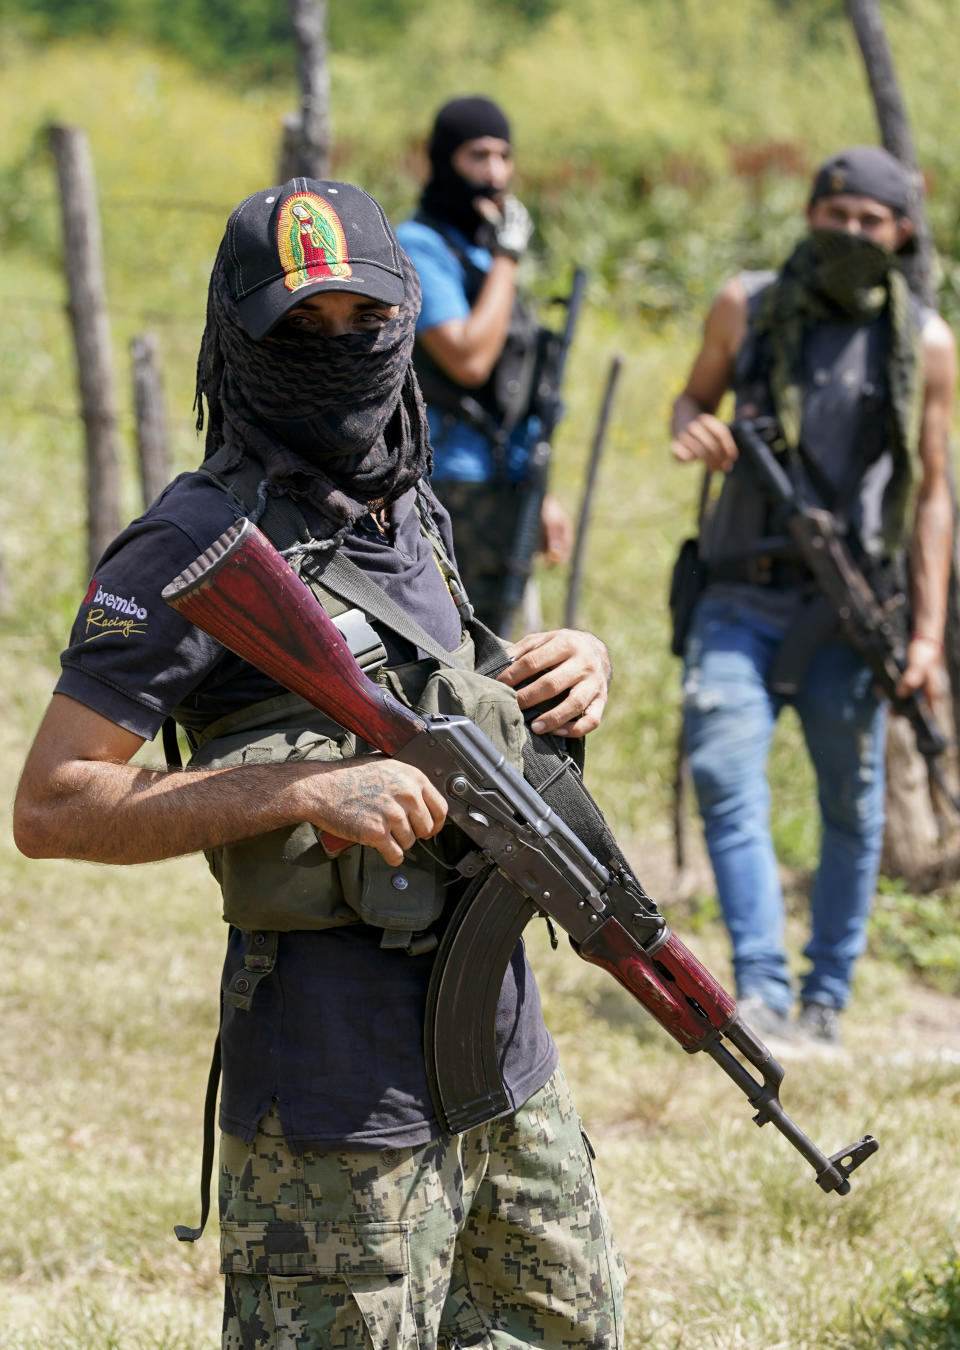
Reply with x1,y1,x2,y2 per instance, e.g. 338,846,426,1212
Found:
194,248,432,545
419,166,501,242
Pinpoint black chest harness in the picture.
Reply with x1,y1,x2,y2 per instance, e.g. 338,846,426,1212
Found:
410,211,542,455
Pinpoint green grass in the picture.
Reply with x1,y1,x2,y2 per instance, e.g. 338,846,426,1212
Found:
3,11,960,1346
4,695,958,1347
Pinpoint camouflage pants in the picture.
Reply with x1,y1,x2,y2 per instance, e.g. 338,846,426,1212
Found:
219,1067,626,1349
431,480,525,634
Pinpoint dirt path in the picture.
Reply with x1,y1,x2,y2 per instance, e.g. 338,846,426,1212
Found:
622,829,960,1056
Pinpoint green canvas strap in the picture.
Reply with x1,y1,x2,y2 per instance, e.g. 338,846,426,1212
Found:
309,548,471,669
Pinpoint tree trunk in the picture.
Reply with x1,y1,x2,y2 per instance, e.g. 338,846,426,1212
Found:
844,0,935,305
845,0,960,884
48,123,121,578
279,0,331,181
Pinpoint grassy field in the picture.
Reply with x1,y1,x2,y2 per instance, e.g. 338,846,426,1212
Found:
3,670,959,1348
2,10,959,1347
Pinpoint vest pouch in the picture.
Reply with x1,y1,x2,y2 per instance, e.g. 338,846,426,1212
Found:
379,634,526,778
188,693,367,932
492,303,541,430
339,842,448,934
184,639,522,935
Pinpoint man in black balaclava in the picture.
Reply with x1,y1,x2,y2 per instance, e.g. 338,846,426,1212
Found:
14,177,625,1349
397,96,573,635
669,146,956,1048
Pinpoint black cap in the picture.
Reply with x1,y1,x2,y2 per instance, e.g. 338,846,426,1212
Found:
223,178,406,340
809,146,912,217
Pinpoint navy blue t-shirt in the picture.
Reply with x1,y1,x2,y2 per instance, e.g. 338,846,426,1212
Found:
55,469,558,1150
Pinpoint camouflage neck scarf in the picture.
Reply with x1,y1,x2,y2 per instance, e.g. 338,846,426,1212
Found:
194,247,432,545
756,229,923,469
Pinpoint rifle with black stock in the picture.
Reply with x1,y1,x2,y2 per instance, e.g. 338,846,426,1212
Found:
729,415,960,813
162,516,878,1196
495,265,588,637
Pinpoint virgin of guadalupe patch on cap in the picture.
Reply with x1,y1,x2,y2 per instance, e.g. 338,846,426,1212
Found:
277,191,353,292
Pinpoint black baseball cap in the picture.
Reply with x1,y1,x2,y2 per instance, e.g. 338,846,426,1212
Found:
809,146,912,216
222,178,406,340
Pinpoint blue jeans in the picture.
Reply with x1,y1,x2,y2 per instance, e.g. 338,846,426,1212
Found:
682,595,888,1012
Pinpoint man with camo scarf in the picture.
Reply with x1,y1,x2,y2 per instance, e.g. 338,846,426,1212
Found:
15,179,625,1348
670,146,956,1049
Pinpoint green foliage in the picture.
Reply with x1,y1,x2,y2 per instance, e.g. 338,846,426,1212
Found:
840,1250,960,1349
869,877,960,992
880,1252,960,1350
7,0,960,327
0,0,564,77
0,0,295,78
0,124,60,259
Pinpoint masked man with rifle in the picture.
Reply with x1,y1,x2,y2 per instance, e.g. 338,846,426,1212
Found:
670,146,956,1047
397,96,574,636
13,177,625,1349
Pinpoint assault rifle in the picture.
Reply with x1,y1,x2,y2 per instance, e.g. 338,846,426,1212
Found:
494,266,588,637
729,417,960,813
163,518,878,1196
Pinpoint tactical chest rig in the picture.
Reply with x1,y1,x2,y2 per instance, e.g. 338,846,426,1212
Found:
410,212,542,456
187,450,537,963
173,455,591,1241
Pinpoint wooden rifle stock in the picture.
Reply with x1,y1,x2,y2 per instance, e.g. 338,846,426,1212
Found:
163,517,879,1195
162,519,422,752
162,518,424,853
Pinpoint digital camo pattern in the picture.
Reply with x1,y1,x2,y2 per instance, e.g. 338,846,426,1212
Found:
219,1068,625,1348
431,481,525,632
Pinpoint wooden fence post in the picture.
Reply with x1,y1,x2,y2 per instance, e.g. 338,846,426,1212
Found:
279,0,331,181
564,353,623,629
48,123,121,578
130,333,172,509
844,0,936,305
846,0,960,883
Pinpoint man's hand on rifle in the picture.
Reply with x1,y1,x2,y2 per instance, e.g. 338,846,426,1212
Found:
498,629,612,738
896,634,944,705
305,756,448,867
670,410,739,473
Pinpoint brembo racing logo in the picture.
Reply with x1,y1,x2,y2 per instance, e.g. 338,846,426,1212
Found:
82,579,149,641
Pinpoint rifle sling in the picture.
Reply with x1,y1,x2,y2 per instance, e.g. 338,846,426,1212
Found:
315,549,473,670
174,1010,221,1243
319,554,637,877
310,546,597,795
